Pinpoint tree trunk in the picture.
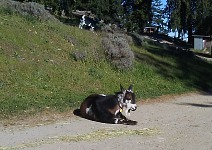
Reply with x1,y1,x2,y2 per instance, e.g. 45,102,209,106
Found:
187,14,193,44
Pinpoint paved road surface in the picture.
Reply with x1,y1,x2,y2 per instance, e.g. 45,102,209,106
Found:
0,92,211,150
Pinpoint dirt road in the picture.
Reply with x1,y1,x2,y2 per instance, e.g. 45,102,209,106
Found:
0,92,212,150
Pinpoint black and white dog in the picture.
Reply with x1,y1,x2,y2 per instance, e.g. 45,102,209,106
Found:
79,15,99,31
79,85,137,125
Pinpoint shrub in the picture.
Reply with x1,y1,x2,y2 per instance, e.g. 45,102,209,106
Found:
0,0,58,22
100,24,114,33
72,51,87,61
102,33,134,69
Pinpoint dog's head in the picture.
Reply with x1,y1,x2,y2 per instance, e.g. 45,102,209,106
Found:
118,84,137,117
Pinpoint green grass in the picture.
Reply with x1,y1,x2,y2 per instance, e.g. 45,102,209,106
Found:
0,9,212,120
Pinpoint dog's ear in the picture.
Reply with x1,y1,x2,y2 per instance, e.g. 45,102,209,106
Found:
120,84,125,93
128,85,133,92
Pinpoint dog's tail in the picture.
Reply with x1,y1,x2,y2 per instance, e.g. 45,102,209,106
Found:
73,109,81,117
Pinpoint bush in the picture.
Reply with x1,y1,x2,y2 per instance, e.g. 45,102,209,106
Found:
72,51,87,61
102,33,134,69
0,0,58,22
100,24,114,33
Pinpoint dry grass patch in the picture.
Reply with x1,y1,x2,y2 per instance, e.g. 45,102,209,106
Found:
0,128,160,150
59,128,160,142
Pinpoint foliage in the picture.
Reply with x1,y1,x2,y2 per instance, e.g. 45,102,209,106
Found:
12,0,212,37
194,0,212,35
121,0,153,32
0,6,212,120
12,0,152,32
164,0,212,43
151,0,168,34
102,33,134,69
0,0,58,22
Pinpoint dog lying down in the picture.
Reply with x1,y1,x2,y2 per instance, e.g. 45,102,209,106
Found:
77,85,137,125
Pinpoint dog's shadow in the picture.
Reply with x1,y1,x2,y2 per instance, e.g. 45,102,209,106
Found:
72,108,137,125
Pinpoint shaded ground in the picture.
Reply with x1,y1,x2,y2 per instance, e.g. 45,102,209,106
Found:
144,34,212,61
0,92,212,150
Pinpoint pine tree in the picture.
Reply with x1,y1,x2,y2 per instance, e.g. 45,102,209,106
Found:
151,0,168,34
121,0,152,32
151,0,163,26
165,0,212,43
194,0,212,35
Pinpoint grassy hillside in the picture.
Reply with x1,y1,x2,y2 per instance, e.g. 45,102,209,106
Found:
0,9,212,120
